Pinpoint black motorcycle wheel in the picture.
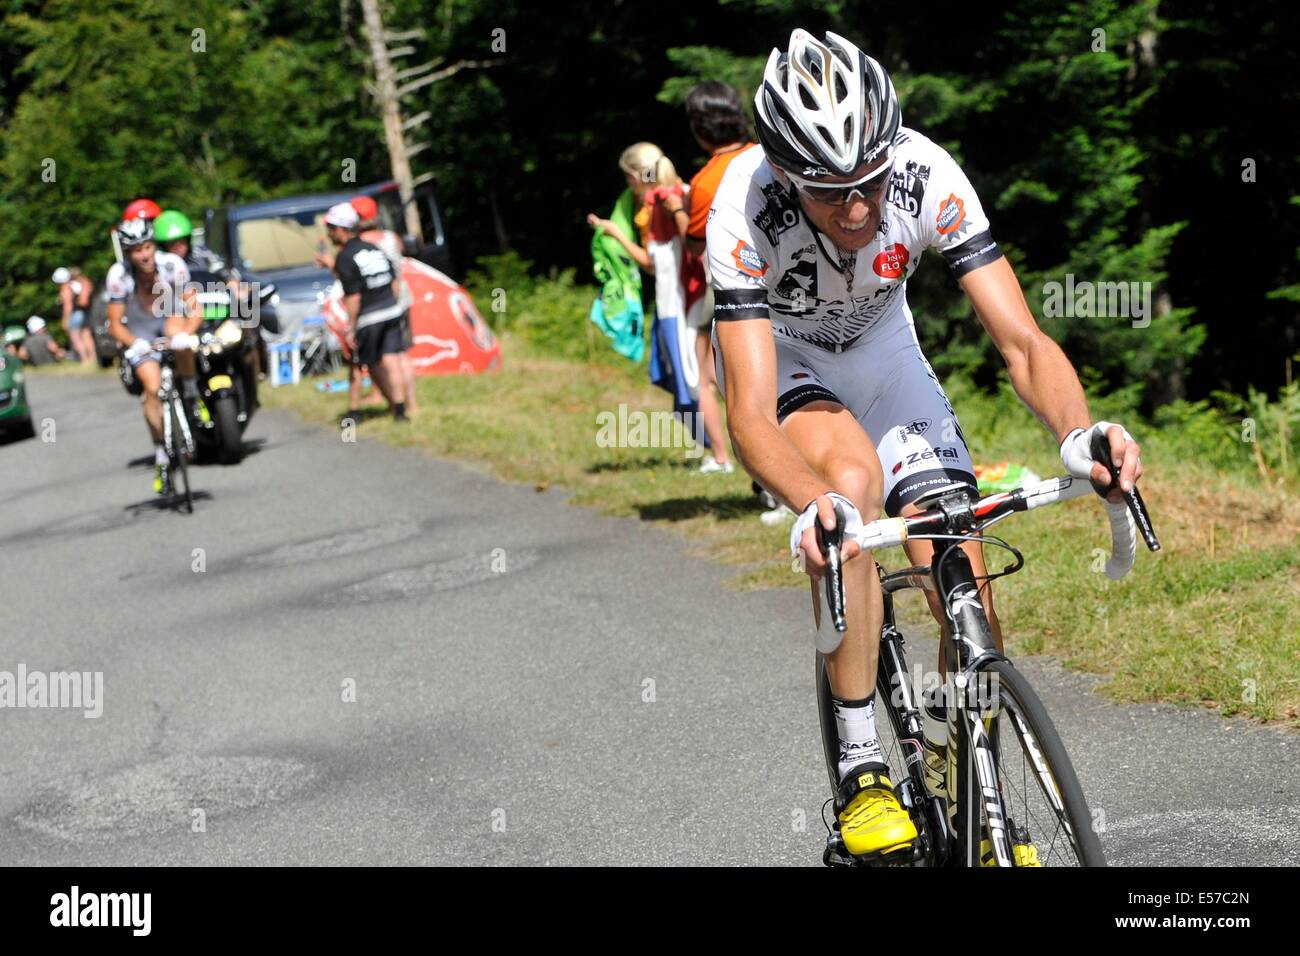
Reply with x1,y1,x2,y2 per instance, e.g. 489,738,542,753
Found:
214,395,244,464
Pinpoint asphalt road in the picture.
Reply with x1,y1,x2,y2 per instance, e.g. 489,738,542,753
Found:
2,372,1297,866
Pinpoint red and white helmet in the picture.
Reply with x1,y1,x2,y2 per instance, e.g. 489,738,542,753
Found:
122,198,162,222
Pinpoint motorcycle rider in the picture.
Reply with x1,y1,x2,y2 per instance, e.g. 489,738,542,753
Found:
154,208,266,391
105,217,205,494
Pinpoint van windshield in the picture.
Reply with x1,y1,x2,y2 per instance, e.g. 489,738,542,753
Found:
235,209,330,272
233,191,406,272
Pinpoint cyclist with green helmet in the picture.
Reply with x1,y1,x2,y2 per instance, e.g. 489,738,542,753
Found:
154,210,228,275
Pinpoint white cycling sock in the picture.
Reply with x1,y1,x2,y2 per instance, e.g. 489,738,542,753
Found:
833,694,885,782
154,444,168,466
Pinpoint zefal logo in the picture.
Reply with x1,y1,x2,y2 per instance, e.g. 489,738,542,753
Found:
936,193,966,235
893,446,960,474
896,418,932,443
731,240,768,278
872,243,910,278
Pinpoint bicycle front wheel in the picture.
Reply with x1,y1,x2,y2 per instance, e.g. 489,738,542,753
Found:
981,659,1105,866
169,399,194,514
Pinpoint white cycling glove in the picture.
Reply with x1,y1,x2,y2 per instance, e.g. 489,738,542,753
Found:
124,338,151,362
790,492,866,557
1059,421,1133,479
170,332,196,351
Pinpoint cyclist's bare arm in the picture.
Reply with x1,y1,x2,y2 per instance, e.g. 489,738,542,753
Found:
176,286,202,333
959,256,1143,495
715,318,859,571
107,301,134,348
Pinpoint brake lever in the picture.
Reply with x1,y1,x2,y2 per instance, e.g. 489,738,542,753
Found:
1089,429,1161,552
815,502,848,633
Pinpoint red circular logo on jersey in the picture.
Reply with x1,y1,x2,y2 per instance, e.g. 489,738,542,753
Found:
873,243,910,279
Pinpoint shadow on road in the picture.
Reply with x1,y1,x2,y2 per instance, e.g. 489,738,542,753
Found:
124,489,215,514
125,437,268,470
636,492,768,522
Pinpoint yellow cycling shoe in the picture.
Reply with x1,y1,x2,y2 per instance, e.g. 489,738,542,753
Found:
835,767,917,858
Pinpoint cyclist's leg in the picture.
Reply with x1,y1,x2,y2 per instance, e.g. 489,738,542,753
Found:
134,358,163,441
860,326,1001,654
781,400,885,703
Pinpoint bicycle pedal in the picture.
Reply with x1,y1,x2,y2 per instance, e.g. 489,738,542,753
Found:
824,826,923,867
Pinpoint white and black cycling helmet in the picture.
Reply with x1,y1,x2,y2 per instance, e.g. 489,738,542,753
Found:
117,216,154,247
754,29,900,180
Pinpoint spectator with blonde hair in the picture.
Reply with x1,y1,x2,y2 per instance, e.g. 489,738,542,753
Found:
587,142,732,472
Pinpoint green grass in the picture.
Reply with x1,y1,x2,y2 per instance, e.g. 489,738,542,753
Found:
18,359,104,376
263,332,1300,729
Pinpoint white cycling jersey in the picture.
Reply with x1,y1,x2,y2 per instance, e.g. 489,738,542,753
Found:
106,252,191,357
706,127,1005,515
706,126,1001,349
105,251,190,304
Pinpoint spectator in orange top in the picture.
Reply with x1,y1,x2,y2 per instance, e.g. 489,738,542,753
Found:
659,82,756,474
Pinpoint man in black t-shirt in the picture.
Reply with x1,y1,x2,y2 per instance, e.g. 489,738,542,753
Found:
323,202,410,421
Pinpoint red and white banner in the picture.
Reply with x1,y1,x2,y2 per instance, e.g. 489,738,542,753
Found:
324,258,501,376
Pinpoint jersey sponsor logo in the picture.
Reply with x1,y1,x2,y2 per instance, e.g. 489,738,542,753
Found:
354,248,395,288
906,446,960,466
872,243,910,279
731,240,769,278
936,194,967,236
774,243,817,303
887,160,930,218
752,180,801,245
892,446,961,477
896,418,932,443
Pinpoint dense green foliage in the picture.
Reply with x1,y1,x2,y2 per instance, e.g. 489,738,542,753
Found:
1,0,1296,407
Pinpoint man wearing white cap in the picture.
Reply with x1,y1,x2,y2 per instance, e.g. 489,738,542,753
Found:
321,201,410,421
53,266,95,365
18,316,66,366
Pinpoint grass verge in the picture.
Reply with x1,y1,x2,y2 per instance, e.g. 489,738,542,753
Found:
262,335,1300,728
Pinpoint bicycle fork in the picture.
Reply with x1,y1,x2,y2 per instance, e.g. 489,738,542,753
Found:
875,607,949,866
939,549,1016,867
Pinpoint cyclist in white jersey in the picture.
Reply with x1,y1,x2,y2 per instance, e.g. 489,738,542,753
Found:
707,29,1145,861
106,217,203,494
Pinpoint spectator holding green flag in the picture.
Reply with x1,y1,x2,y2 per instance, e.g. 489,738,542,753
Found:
587,188,644,362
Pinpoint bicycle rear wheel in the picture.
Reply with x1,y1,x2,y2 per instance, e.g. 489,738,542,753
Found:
168,398,194,514
980,659,1105,866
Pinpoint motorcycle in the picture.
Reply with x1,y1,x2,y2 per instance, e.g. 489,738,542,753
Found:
187,278,277,465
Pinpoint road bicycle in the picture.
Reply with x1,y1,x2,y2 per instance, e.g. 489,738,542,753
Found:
815,435,1159,866
153,338,196,514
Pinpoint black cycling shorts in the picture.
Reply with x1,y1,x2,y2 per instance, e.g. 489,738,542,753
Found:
354,318,404,368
